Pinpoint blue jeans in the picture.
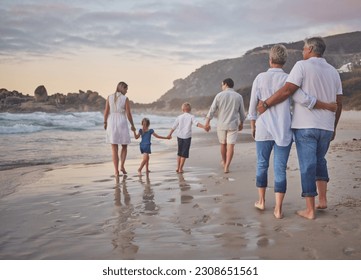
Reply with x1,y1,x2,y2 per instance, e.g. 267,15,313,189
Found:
293,129,333,197
256,141,292,193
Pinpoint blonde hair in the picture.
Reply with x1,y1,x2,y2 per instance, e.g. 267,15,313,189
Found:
269,44,288,65
182,102,191,112
114,81,128,104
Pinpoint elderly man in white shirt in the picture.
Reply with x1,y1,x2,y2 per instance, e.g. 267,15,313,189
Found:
258,37,342,220
205,78,246,173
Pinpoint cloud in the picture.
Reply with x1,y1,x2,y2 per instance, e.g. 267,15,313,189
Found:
0,0,360,64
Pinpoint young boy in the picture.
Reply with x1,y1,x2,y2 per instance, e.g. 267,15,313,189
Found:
134,118,170,175
167,102,209,173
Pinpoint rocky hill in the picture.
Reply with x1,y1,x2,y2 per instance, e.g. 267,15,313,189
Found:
134,31,361,113
2,31,360,114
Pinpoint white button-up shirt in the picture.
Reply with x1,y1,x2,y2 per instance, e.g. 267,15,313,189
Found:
248,68,293,146
172,112,198,139
207,88,246,130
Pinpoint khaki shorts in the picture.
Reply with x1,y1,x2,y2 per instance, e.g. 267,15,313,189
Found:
217,129,238,144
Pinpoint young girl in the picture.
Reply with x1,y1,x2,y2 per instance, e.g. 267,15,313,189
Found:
133,118,170,175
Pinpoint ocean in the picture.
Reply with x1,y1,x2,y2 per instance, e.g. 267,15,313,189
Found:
0,112,188,171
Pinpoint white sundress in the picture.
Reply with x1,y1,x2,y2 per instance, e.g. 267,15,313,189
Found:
106,93,131,145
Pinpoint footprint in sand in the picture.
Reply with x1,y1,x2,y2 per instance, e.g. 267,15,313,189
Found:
321,224,342,236
343,247,356,256
302,246,318,259
181,195,194,204
274,225,292,237
256,237,270,247
193,215,210,224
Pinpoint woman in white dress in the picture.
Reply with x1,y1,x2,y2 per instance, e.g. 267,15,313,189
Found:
104,82,136,176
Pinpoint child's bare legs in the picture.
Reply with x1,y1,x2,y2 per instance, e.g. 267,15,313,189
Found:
316,180,327,209
138,153,149,175
120,144,128,174
145,154,150,173
177,156,186,173
274,192,285,219
111,144,119,176
255,187,266,210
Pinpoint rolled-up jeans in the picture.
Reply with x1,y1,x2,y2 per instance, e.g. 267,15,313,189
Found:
256,140,292,193
293,128,333,197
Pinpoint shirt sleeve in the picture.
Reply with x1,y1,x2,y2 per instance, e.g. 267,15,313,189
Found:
239,95,246,122
191,115,199,126
171,117,179,130
286,61,304,87
335,73,343,95
247,77,259,120
206,94,219,120
292,88,317,109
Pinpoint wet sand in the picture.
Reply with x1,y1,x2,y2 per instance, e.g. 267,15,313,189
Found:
0,111,360,260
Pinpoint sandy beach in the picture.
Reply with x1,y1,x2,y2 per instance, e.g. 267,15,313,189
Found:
0,111,360,260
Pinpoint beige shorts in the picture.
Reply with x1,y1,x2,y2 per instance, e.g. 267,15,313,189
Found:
217,129,238,144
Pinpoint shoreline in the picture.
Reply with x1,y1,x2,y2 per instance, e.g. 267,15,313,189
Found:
0,111,360,259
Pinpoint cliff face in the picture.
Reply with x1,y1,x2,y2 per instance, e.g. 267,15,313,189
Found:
157,31,361,108
0,87,106,113
2,31,361,114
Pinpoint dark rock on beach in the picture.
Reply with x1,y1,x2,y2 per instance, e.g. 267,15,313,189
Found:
0,87,106,113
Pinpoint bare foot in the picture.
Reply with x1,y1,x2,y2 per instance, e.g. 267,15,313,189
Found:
220,160,225,167
274,209,284,219
121,168,127,175
296,209,315,220
254,201,265,211
178,169,184,173
146,170,151,173
316,204,327,210
137,169,142,175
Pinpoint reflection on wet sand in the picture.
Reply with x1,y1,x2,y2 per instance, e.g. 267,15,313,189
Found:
178,173,194,204
139,174,159,216
112,175,139,258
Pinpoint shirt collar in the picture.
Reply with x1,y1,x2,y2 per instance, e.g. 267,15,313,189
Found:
267,68,285,73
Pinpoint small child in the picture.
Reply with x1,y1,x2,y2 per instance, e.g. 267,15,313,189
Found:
134,118,170,175
167,102,209,173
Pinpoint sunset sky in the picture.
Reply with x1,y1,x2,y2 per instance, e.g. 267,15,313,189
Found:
1,0,360,103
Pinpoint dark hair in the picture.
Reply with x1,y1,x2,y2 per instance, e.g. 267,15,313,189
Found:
116,81,128,92
222,78,234,88
141,118,150,127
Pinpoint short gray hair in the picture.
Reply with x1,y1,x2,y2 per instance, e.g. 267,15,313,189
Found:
269,44,288,65
304,37,326,56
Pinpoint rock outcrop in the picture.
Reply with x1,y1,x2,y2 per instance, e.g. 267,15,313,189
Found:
34,85,48,102
0,87,106,113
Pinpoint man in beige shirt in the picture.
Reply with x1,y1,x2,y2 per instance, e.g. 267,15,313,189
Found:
205,78,246,173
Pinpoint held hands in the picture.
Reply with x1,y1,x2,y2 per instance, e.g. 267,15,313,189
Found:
205,124,211,132
238,123,243,131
